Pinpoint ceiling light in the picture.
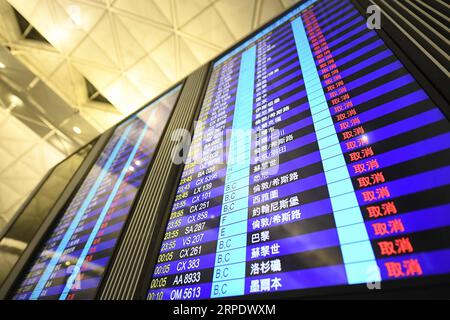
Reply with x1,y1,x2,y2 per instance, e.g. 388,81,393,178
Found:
9,94,23,108
0,62,5,69
67,5,82,27
73,126,82,135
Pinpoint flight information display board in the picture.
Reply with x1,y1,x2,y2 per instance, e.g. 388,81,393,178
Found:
147,0,450,300
13,86,181,300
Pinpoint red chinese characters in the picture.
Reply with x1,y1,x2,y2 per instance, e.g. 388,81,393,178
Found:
357,171,386,188
378,237,413,256
361,186,391,203
372,218,405,236
367,201,398,218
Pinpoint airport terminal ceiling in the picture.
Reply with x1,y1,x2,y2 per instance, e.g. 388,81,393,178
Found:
0,0,449,304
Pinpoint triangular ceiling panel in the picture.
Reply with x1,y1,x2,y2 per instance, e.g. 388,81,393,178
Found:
19,143,47,172
178,37,201,77
1,177,40,200
33,0,86,53
115,13,172,54
0,116,38,142
280,0,300,9
126,54,171,98
50,62,80,104
175,0,211,27
15,50,64,79
7,0,40,20
0,159,41,180
39,139,65,166
77,14,120,68
0,146,15,171
149,35,177,82
46,132,75,154
214,0,255,40
84,0,105,4
80,107,123,130
0,138,35,158
152,0,173,25
182,38,220,65
103,77,146,114
0,31,7,43
55,0,105,34
259,0,285,26
71,60,121,93
180,5,235,49
113,13,149,69
0,181,22,212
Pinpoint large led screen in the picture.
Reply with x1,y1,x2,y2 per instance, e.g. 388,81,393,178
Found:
147,0,450,300
13,85,182,300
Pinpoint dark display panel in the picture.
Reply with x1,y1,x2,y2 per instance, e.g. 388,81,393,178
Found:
147,0,450,300
13,86,181,300
0,143,93,287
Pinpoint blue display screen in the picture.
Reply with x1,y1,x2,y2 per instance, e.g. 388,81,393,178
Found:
147,0,450,300
14,86,181,300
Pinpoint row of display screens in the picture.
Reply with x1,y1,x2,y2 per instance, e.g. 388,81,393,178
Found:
9,0,450,300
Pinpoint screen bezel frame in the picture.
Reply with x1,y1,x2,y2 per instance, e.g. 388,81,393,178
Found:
4,80,186,300
139,0,450,300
